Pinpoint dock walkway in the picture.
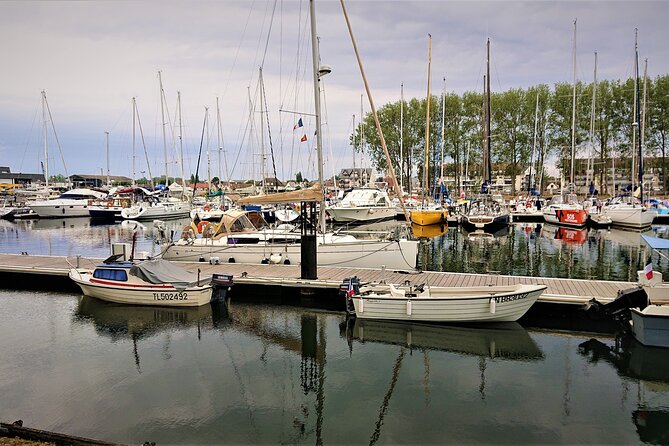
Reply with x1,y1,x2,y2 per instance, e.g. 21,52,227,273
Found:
0,253,654,306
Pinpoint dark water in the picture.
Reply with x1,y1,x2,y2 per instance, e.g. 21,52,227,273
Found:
2,217,669,443
2,290,669,444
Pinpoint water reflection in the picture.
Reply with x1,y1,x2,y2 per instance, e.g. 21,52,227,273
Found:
344,319,544,361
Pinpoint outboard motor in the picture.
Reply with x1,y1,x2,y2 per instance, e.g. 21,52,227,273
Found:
211,274,234,302
585,286,649,322
339,276,361,315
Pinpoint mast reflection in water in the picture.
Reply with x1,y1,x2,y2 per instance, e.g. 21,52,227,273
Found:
3,290,669,444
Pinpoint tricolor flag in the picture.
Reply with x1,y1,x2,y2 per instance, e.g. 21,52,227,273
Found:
293,118,303,130
644,262,653,280
300,134,307,142
346,280,355,298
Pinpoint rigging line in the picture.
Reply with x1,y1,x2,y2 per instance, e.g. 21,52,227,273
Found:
134,100,155,188
192,107,208,198
259,0,278,69
43,93,70,183
369,348,405,446
220,0,256,101
19,98,40,173
261,74,279,190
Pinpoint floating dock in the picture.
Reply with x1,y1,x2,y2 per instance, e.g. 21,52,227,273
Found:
0,253,661,306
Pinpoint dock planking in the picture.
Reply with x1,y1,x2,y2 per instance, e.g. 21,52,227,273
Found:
0,252,661,305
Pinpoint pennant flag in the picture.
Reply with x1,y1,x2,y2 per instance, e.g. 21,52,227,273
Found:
300,134,307,142
293,118,303,130
644,262,653,280
314,129,317,136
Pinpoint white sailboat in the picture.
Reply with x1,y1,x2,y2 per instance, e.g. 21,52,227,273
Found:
603,31,656,230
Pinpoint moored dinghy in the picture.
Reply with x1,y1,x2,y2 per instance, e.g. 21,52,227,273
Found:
342,277,546,323
69,257,221,307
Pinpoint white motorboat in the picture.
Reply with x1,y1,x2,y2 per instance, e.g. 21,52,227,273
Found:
29,188,108,218
542,194,589,228
630,305,669,348
343,277,546,322
162,209,419,270
603,196,656,230
121,199,191,220
461,198,510,232
69,258,217,307
326,188,396,223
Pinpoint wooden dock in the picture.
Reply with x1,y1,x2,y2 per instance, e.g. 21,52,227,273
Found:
0,253,658,306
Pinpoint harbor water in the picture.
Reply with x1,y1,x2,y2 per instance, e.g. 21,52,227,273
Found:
2,217,669,443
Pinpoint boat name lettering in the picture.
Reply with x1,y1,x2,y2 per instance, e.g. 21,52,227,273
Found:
153,292,188,301
494,292,528,304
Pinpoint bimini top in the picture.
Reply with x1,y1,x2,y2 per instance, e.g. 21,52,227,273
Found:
641,234,669,250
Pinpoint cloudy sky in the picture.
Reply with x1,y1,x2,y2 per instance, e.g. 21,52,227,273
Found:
1,0,667,183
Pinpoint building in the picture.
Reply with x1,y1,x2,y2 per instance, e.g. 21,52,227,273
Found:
337,168,374,189
0,166,45,187
69,174,132,188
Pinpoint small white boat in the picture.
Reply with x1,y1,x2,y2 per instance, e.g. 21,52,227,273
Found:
121,199,191,220
326,188,396,223
29,188,108,218
69,258,215,307
343,278,546,323
630,305,669,348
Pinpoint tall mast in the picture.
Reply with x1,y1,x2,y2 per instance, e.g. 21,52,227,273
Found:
360,94,365,186
439,77,446,196
570,20,577,190
206,106,211,192
216,97,222,187
485,38,492,186
423,34,432,202
400,82,404,192
42,90,48,189
178,92,185,197
634,29,643,202
530,92,539,193
588,52,598,192
158,70,169,186
309,0,326,233
352,114,356,185
132,97,136,185
105,131,110,186
259,68,266,193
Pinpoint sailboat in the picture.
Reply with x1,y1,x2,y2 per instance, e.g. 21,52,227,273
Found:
542,21,589,229
410,36,448,227
162,0,419,270
461,39,510,232
603,30,656,230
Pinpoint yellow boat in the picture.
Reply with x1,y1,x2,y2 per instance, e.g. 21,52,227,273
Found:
409,208,448,226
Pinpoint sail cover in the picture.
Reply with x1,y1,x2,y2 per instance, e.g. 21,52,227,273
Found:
130,259,208,291
237,183,322,205
641,234,669,250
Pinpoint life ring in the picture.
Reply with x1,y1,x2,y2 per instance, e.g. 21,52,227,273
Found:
197,221,208,234
203,205,211,212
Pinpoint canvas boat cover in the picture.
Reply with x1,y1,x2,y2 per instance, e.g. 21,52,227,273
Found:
130,259,209,291
641,234,669,250
237,183,322,205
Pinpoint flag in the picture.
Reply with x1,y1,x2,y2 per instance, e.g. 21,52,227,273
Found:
300,134,307,142
346,280,355,298
293,118,303,130
314,129,317,136
644,263,653,280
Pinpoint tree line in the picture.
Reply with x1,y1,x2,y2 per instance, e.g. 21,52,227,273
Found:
352,74,669,196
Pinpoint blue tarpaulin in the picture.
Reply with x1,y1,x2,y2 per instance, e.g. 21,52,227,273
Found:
641,234,669,250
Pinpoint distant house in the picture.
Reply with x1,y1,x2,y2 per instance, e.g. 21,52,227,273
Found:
338,168,373,189
0,166,45,186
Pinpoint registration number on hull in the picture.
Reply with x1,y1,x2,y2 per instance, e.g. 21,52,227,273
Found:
153,292,189,301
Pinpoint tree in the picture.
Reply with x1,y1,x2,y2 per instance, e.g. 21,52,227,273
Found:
648,75,669,192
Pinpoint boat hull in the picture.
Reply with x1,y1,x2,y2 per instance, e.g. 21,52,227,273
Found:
631,306,669,348
542,208,588,228
163,238,419,270
327,206,396,223
351,284,545,322
69,269,213,307
410,209,448,226
29,201,92,218
461,214,509,232
121,202,191,220
606,206,655,230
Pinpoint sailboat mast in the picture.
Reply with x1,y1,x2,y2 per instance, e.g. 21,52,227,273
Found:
440,77,446,197
132,97,136,185
352,114,356,184
423,34,432,201
105,131,110,186
206,106,211,192
178,92,185,198
485,38,492,186
360,94,365,186
158,70,169,186
309,0,326,233
216,97,222,187
259,68,266,193
530,92,539,192
570,20,577,189
588,52,598,192
400,82,404,192
42,90,48,190
634,29,643,202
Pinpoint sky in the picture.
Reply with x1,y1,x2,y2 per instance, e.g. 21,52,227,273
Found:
1,0,668,184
